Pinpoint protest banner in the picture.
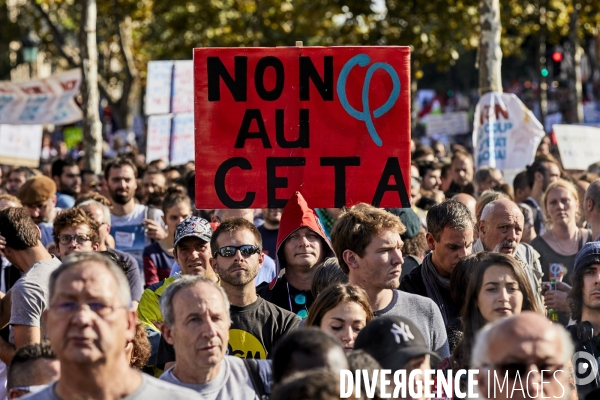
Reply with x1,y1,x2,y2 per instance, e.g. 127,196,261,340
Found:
170,113,195,165
145,61,174,115
553,125,600,170
172,61,194,114
146,115,172,164
473,92,545,184
422,111,469,136
0,69,82,125
0,124,43,167
194,46,411,209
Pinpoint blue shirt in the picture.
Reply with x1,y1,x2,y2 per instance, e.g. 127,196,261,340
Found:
56,192,75,209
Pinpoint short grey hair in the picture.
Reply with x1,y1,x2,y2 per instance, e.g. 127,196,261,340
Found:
77,200,111,225
585,179,600,212
480,199,524,224
471,316,574,369
426,200,475,242
49,252,132,307
160,275,230,327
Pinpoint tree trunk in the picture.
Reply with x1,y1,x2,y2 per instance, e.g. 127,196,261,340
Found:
79,0,102,173
568,4,584,123
477,0,503,95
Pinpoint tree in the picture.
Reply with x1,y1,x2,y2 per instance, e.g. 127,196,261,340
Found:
478,0,503,94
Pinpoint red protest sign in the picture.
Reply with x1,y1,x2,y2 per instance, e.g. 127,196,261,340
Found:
194,46,411,209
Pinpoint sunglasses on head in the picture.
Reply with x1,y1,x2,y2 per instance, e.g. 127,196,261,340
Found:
213,245,261,258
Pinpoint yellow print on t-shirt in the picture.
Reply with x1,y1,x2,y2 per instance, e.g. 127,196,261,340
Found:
227,329,267,359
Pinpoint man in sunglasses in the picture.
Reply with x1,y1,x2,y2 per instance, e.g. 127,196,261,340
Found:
257,192,335,319
157,218,300,367
0,207,62,365
472,312,573,400
137,216,217,369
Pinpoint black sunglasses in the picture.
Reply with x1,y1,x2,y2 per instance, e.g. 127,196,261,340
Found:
213,245,261,258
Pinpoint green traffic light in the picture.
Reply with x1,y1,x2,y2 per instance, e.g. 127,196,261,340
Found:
541,68,549,77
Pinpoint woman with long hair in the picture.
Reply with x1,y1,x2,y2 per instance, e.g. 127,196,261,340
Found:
304,284,373,352
142,186,192,287
450,252,543,370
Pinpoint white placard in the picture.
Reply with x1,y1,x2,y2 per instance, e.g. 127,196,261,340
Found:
554,124,600,170
423,111,469,136
170,113,195,165
0,124,43,167
145,61,173,115
473,92,545,172
146,115,172,164
172,61,193,114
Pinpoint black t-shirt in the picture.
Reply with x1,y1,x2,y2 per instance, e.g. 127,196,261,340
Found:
257,275,314,319
157,297,301,368
257,224,278,259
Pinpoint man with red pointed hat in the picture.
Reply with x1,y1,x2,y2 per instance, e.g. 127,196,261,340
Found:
257,192,335,319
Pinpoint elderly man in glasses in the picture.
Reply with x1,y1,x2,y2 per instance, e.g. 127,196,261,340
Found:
472,312,574,400
24,252,200,399
156,217,300,369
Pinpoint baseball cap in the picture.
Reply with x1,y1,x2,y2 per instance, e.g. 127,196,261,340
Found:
18,176,56,206
574,242,600,275
173,216,212,248
386,208,420,239
354,316,440,371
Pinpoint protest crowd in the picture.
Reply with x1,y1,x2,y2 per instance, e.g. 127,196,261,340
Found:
2,110,600,400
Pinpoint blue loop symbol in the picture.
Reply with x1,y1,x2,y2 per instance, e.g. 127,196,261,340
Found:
337,54,401,147
550,263,562,278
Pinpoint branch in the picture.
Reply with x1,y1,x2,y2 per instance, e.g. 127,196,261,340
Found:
97,75,118,104
29,0,81,67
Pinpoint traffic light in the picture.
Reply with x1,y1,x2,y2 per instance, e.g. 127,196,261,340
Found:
541,68,549,77
552,51,563,63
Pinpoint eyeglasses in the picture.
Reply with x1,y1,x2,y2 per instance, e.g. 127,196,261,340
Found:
10,384,48,394
58,234,92,245
213,245,261,258
485,362,565,379
49,301,126,318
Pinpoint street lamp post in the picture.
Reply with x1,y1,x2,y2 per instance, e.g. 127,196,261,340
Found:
21,31,40,79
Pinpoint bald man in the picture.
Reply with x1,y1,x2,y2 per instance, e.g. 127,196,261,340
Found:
472,312,573,400
452,193,476,219
473,198,543,304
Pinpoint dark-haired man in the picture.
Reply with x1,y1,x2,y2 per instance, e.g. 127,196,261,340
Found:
51,158,81,209
6,167,36,197
140,168,166,206
7,342,60,399
0,207,61,364
524,158,561,234
105,157,166,267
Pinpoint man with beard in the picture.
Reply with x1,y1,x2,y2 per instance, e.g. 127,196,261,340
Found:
139,167,166,206
257,208,282,258
157,217,300,367
51,158,81,209
106,157,167,267
524,157,561,235
331,203,450,358
17,176,58,247
473,198,544,305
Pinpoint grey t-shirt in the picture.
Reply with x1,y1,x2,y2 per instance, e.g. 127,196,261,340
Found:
9,256,62,338
22,372,201,399
374,289,450,359
160,356,270,399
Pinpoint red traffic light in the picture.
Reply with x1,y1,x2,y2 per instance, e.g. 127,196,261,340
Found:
552,51,563,62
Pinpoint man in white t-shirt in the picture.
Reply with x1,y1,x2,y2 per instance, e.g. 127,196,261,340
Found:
105,157,167,268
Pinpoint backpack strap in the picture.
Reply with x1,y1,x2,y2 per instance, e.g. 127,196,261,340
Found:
244,358,269,399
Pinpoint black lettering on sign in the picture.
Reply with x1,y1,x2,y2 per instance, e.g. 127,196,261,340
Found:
372,157,410,207
320,157,361,207
215,158,256,208
267,157,306,208
207,56,247,102
299,56,334,101
235,109,272,148
255,56,284,101
275,109,310,148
